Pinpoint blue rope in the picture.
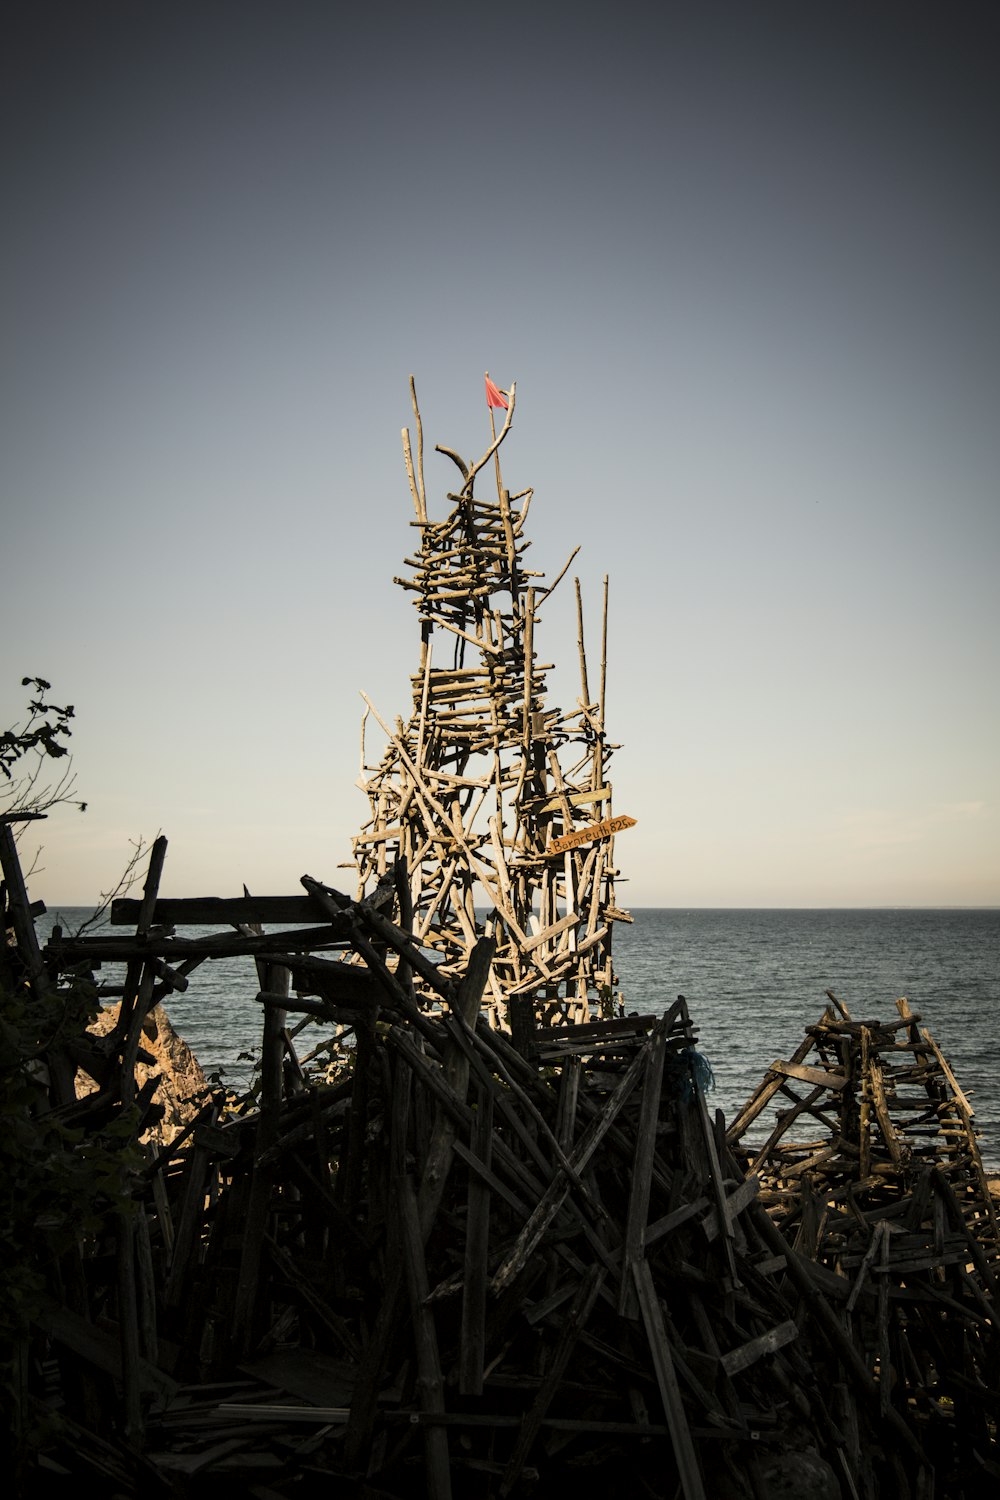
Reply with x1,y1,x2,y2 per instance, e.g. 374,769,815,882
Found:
663,1045,714,1102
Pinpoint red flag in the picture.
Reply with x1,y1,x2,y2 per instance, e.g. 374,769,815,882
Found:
485,374,508,410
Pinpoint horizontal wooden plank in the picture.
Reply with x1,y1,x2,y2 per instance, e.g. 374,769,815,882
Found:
531,786,610,814
769,1059,848,1092
47,923,352,962
218,1404,350,1423
532,1015,657,1042
521,911,579,952
111,895,331,926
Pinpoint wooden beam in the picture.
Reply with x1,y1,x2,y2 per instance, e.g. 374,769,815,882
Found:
111,894,335,926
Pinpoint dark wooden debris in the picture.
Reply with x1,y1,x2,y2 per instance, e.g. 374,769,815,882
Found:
4,833,998,1496
729,991,1000,1494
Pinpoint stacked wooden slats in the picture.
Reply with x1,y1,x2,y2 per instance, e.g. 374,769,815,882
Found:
352,379,632,1030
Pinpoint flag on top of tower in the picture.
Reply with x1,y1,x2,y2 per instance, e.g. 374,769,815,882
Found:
485,373,509,410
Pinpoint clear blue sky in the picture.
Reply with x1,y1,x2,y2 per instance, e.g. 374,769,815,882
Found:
3,1,998,908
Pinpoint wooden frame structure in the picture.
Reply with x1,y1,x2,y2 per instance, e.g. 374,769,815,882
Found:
352,379,632,1030
727,991,1000,1483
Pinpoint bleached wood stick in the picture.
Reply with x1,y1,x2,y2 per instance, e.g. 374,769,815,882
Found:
409,374,426,519
499,486,517,571
402,428,422,522
520,910,579,953
574,578,591,712
596,573,609,789
599,573,609,730
522,587,535,746
416,640,433,767
563,852,577,950
488,814,512,900
426,614,502,655
415,860,457,939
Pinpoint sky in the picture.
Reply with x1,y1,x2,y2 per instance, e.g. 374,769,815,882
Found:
2,1,998,909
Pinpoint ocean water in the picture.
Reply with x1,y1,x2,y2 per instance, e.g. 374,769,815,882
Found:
615,908,1000,1167
36,906,1000,1166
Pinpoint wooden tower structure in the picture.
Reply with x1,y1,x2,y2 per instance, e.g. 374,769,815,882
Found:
351,377,633,1028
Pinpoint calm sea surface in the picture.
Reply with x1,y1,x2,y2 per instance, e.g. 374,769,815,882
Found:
38,907,1000,1166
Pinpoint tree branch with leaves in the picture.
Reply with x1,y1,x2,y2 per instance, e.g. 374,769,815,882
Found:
0,677,87,826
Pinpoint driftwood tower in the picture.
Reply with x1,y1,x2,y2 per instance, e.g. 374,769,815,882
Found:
351,377,633,1028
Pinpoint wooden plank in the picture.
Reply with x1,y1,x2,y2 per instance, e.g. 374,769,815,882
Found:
520,910,579,953
399,1177,452,1500
632,1260,706,1500
644,1198,711,1248
499,1265,605,1496
920,1028,976,1119
546,814,636,856
0,823,50,996
459,1083,494,1396
620,1021,667,1316
111,894,334,925
530,785,610,814
770,1059,848,1091
418,937,494,1235
846,1221,887,1314
34,1300,178,1399
47,922,351,962
702,1176,760,1243
719,1319,798,1377
877,1216,891,1417
725,1032,817,1141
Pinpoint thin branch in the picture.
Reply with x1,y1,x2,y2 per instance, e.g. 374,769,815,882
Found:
536,545,581,603
410,375,427,517
70,834,157,938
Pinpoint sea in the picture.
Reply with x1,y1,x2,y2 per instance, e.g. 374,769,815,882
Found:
37,906,1000,1167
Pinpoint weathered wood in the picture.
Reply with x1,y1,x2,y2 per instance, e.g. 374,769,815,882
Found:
0,822,50,997
620,1019,667,1316
418,936,494,1235
719,1318,798,1377
399,1176,452,1500
492,1031,653,1292
632,1259,707,1500
499,1264,605,1495
110,893,338,925
769,1058,849,1091
546,813,637,856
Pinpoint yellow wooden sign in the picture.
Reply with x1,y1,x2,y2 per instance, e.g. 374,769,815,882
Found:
547,814,636,856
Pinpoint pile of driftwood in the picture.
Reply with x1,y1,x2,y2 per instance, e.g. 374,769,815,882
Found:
3,824,996,1497
728,994,1000,1494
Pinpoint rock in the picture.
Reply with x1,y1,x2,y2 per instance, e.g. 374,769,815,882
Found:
756,1446,841,1500
77,1002,208,1145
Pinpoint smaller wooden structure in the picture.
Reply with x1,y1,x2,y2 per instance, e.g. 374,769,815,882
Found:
728,991,1000,1491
